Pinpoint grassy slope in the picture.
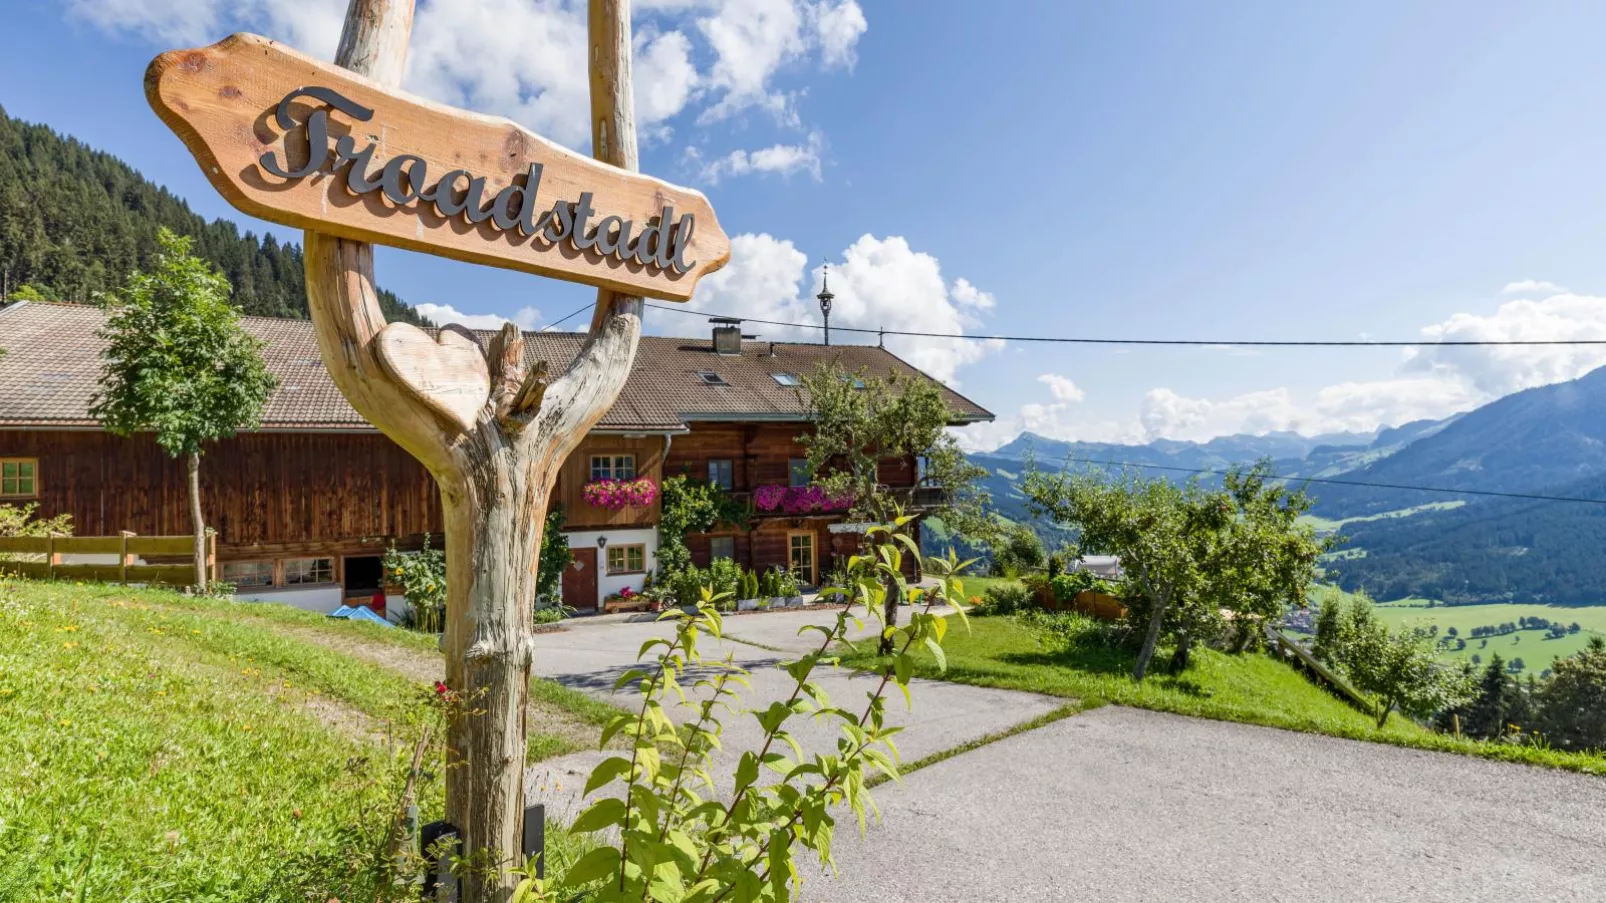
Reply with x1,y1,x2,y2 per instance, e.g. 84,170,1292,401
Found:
0,579,605,902
846,613,1606,775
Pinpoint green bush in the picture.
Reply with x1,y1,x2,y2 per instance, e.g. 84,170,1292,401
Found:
527,522,965,901
1049,570,1115,602
977,582,1033,616
779,568,801,597
383,534,446,633
739,568,760,600
1018,608,1104,648
707,557,742,601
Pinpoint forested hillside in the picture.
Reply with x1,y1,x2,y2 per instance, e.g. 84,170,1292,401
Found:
1333,471,1606,605
0,105,427,324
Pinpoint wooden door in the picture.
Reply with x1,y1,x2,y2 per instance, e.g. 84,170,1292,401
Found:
563,547,598,611
787,531,816,586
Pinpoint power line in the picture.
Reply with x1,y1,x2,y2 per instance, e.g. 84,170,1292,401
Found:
1048,456,1606,507
644,302,1606,347
540,301,595,331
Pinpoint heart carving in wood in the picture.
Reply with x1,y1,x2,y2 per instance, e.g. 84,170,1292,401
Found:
374,322,491,432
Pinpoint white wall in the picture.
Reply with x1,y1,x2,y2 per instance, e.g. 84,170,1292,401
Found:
563,527,657,607
235,585,344,614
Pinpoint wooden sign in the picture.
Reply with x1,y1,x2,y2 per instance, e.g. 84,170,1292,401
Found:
145,33,729,301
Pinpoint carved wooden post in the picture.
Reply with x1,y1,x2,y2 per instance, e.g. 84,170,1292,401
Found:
303,1,644,897
143,0,723,890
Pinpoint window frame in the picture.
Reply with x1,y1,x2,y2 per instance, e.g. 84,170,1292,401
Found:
606,543,647,575
708,536,736,562
589,454,637,482
696,370,729,386
0,458,39,499
284,557,336,586
707,458,734,491
787,530,816,586
221,560,275,588
770,371,800,387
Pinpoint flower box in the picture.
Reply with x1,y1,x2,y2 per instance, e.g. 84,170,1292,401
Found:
751,484,853,515
583,478,658,510
736,598,760,611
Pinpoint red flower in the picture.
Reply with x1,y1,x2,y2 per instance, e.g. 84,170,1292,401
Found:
434,681,449,697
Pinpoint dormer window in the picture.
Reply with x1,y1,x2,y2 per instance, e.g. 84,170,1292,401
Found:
696,370,729,386
771,372,800,387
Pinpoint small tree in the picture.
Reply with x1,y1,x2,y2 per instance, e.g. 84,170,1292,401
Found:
1022,468,1221,681
1346,620,1471,727
989,523,1045,577
1533,637,1606,752
1198,463,1330,662
1456,653,1531,740
800,363,990,653
92,229,275,590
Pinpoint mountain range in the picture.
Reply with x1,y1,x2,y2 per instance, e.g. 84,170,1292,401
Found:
972,366,1606,604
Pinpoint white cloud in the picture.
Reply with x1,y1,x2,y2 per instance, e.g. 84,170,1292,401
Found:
70,0,866,161
1502,279,1567,295
1403,290,1606,397
415,303,542,332
690,133,823,183
966,283,1606,450
1037,373,1083,403
679,232,1003,386
695,0,807,123
812,0,868,68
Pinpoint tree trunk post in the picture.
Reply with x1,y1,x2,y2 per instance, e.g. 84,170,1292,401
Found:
302,2,646,898
187,450,205,592
1133,591,1169,682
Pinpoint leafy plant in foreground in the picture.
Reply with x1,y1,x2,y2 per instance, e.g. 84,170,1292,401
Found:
514,519,972,902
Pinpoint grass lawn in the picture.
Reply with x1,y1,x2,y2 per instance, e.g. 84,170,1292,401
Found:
0,578,605,902
844,612,1606,776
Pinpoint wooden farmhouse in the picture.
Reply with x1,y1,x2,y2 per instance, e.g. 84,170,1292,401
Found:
0,300,991,613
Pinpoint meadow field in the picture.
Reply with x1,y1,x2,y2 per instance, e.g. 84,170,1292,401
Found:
1370,599,1606,673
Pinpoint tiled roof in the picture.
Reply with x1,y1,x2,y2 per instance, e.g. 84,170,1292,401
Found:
0,301,991,431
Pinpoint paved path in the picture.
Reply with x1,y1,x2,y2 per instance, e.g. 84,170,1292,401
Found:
525,609,1606,901
818,706,1606,902
524,606,1062,819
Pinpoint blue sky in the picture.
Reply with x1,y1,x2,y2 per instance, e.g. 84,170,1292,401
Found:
10,1,1606,450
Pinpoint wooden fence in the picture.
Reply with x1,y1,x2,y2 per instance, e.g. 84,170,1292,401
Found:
0,533,215,586
1265,625,1376,715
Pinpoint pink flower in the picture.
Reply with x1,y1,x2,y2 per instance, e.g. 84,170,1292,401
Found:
583,478,659,510
754,484,786,511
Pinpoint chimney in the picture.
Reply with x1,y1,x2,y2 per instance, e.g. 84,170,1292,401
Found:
709,317,742,355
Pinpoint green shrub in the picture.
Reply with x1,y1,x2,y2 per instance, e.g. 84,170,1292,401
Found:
739,568,760,600
383,534,446,633
707,557,742,600
1018,608,1104,648
776,567,800,597
1049,570,1115,602
528,522,965,901
977,583,1033,616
